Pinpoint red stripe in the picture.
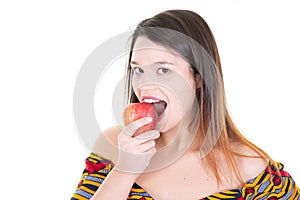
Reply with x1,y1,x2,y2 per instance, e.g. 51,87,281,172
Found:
85,159,107,174
265,167,291,177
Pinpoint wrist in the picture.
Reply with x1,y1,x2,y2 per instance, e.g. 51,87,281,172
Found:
111,168,140,182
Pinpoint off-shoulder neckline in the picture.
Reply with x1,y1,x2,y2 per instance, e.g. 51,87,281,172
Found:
90,152,285,199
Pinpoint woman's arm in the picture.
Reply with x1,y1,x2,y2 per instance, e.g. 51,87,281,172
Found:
89,118,159,199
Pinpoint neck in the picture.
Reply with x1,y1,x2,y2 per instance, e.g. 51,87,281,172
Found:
155,125,178,150
155,118,201,152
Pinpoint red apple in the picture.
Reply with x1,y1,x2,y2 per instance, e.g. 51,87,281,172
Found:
123,103,158,137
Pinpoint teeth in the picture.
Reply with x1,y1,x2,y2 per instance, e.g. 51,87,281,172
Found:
143,98,160,103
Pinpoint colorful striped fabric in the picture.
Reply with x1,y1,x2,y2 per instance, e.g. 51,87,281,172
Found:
71,153,300,200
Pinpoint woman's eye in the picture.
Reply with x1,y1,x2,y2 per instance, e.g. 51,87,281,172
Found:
158,68,170,74
133,67,144,74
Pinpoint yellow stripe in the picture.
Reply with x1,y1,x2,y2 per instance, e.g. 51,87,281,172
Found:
82,172,89,176
72,193,88,200
222,190,239,195
83,180,101,187
89,173,106,179
80,185,96,194
128,196,153,200
104,165,112,170
264,178,274,192
212,193,236,198
90,153,102,160
131,187,148,193
207,197,221,200
87,159,98,164
129,195,144,199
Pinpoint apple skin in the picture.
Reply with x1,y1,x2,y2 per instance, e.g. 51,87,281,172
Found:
123,103,158,137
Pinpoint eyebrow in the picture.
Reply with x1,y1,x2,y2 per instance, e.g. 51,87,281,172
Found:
130,61,139,65
130,61,174,66
154,61,174,65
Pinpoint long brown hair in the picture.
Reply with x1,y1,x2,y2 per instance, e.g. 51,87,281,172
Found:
125,9,276,184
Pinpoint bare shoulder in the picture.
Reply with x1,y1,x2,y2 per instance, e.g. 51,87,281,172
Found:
231,142,269,182
92,126,122,156
102,126,122,146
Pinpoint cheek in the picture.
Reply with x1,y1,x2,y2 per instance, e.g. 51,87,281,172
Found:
171,81,196,109
131,76,138,90
168,95,182,114
166,88,193,118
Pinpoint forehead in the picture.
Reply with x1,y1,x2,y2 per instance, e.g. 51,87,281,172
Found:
131,36,177,65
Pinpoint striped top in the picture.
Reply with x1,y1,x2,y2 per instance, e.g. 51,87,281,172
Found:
71,153,300,200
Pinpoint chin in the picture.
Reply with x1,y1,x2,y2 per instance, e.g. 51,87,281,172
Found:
156,119,182,134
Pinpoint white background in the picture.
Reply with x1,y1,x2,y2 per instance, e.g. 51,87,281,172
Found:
0,1,299,199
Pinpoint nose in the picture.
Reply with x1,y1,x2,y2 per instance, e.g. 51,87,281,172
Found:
139,83,156,91
134,74,159,92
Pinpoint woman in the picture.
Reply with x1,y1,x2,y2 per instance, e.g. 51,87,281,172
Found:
72,10,299,199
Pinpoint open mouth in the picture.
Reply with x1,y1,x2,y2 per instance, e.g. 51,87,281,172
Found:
153,100,167,118
143,98,167,118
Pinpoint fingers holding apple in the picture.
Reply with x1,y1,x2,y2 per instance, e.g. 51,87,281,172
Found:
118,129,160,154
116,121,160,173
120,102,161,155
113,103,162,173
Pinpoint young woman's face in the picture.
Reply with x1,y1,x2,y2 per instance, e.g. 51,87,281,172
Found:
130,36,198,133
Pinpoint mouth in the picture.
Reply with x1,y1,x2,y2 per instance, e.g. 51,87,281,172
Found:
142,97,168,119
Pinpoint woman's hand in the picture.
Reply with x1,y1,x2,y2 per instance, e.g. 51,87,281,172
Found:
115,117,160,174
